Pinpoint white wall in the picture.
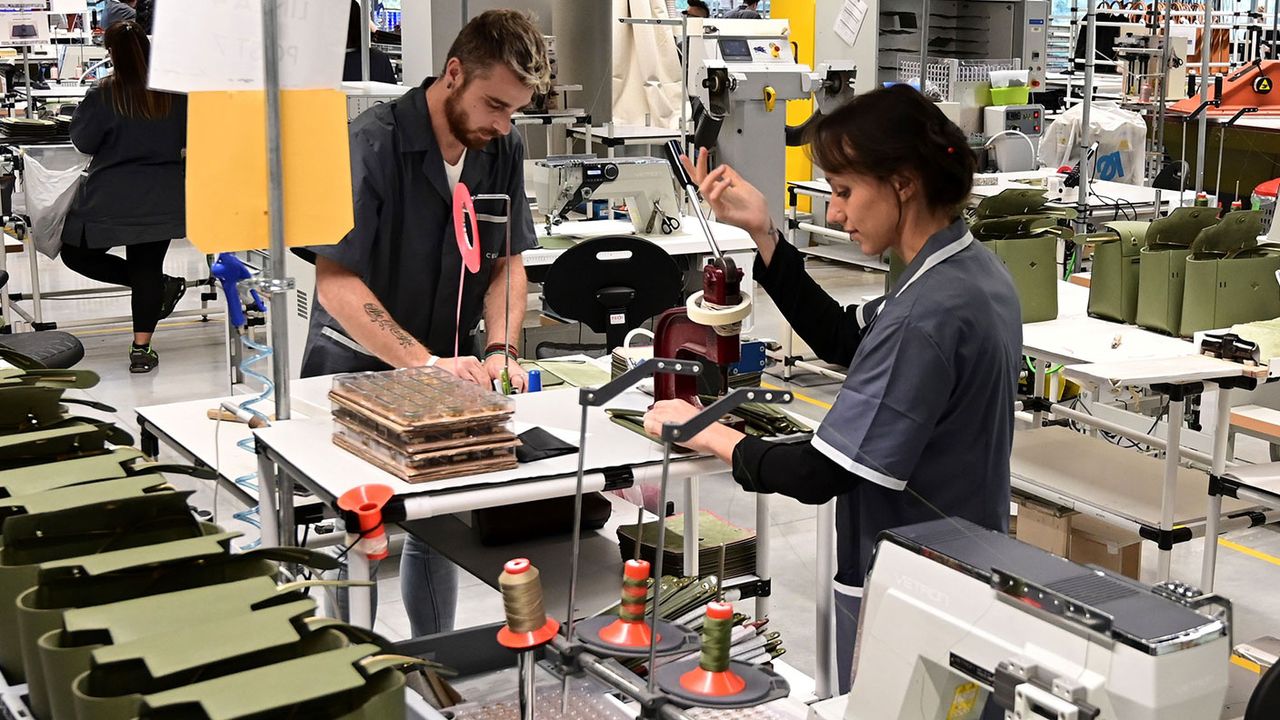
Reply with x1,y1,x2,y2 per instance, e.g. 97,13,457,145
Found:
814,0,879,96
402,0,433,83
401,0,555,84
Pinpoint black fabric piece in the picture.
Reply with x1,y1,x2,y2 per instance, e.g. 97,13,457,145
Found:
753,232,867,366
60,238,171,334
342,48,398,84
732,435,854,505
515,426,578,464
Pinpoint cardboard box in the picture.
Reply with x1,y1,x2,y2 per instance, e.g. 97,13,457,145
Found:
1013,496,1143,580
1014,496,1072,557
1069,515,1142,580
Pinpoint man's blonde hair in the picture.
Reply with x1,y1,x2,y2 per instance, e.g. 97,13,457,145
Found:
447,10,551,94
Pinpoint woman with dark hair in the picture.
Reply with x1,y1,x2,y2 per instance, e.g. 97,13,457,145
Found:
643,85,1022,692
60,20,187,373
343,0,397,84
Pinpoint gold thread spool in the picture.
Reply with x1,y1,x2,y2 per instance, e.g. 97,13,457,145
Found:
499,558,548,634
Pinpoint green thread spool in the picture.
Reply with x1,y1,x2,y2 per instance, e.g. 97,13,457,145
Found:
698,601,735,673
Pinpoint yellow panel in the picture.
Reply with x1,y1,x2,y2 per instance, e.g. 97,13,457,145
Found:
771,0,816,213
186,90,354,254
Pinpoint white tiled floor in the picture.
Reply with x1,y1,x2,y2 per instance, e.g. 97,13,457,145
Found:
20,238,1280,685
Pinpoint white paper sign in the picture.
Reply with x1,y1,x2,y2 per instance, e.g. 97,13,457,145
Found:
0,2,48,9
835,0,868,47
49,0,87,13
0,11,50,47
1170,24,1197,58
149,0,347,92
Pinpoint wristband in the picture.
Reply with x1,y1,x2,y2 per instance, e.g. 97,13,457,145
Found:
483,343,519,360
425,355,440,367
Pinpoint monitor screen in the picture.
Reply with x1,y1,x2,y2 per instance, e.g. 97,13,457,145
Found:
719,38,752,62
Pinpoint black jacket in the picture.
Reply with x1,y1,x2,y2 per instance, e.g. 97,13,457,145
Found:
61,85,187,249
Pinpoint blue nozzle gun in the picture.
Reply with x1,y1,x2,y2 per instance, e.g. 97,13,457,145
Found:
210,253,265,329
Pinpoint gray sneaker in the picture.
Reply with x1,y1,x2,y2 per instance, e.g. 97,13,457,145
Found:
129,345,159,373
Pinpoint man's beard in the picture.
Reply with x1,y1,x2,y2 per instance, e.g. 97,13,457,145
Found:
444,90,498,151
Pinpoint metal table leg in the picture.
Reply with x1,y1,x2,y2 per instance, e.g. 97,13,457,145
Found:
257,447,280,550
1200,386,1233,591
24,235,42,327
1032,360,1047,427
1158,396,1185,581
683,474,699,577
815,498,836,699
755,492,771,619
348,546,374,630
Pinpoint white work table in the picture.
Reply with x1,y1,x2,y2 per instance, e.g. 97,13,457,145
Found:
135,392,332,529
789,173,1193,218
568,124,688,154
1020,294,1269,585
970,170,1196,218
527,217,754,268
248,375,774,630
784,175,1189,275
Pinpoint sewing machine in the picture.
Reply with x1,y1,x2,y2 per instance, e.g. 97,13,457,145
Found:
652,141,754,404
531,155,682,236
817,517,1231,720
684,18,857,220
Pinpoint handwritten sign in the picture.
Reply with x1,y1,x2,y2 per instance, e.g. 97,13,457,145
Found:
149,0,347,92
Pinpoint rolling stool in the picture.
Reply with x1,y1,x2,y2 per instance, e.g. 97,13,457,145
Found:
0,270,84,369
540,235,684,358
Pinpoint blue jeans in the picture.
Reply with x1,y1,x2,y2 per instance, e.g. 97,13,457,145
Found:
337,535,458,638
399,535,458,637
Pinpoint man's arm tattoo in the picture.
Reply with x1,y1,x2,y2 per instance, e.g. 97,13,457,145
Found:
364,303,417,348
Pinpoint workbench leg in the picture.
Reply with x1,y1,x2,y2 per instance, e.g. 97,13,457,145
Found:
257,448,280,550
348,547,374,630
755,492,771,620
683,474,699,577
140,427,158,460
783,325,794,382
1158,397,1184,582
815,498,836,700
1032,359,1047,427
1201,386,1233,591
0,237,10,327
25,235,42,327
279,464,297,547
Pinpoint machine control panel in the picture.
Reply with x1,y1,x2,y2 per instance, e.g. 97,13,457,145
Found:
987,104,1045,138
717,36,793,64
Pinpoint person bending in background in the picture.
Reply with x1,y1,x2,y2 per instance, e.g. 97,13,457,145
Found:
343,0,397,84
102,0,136,28
724,0,764,19
60,21,187,373
683,0,711,18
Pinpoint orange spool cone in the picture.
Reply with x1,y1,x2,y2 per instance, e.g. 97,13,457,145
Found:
336,484,395,560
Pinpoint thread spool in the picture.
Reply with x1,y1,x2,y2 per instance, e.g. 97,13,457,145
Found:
496,558,559,649
597,559,658,647
679,602,746,696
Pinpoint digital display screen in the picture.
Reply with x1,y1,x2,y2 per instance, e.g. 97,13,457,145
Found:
719,38,753,62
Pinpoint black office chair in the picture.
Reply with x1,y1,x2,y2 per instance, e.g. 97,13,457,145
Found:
0,270,84,369
540,235,684,357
